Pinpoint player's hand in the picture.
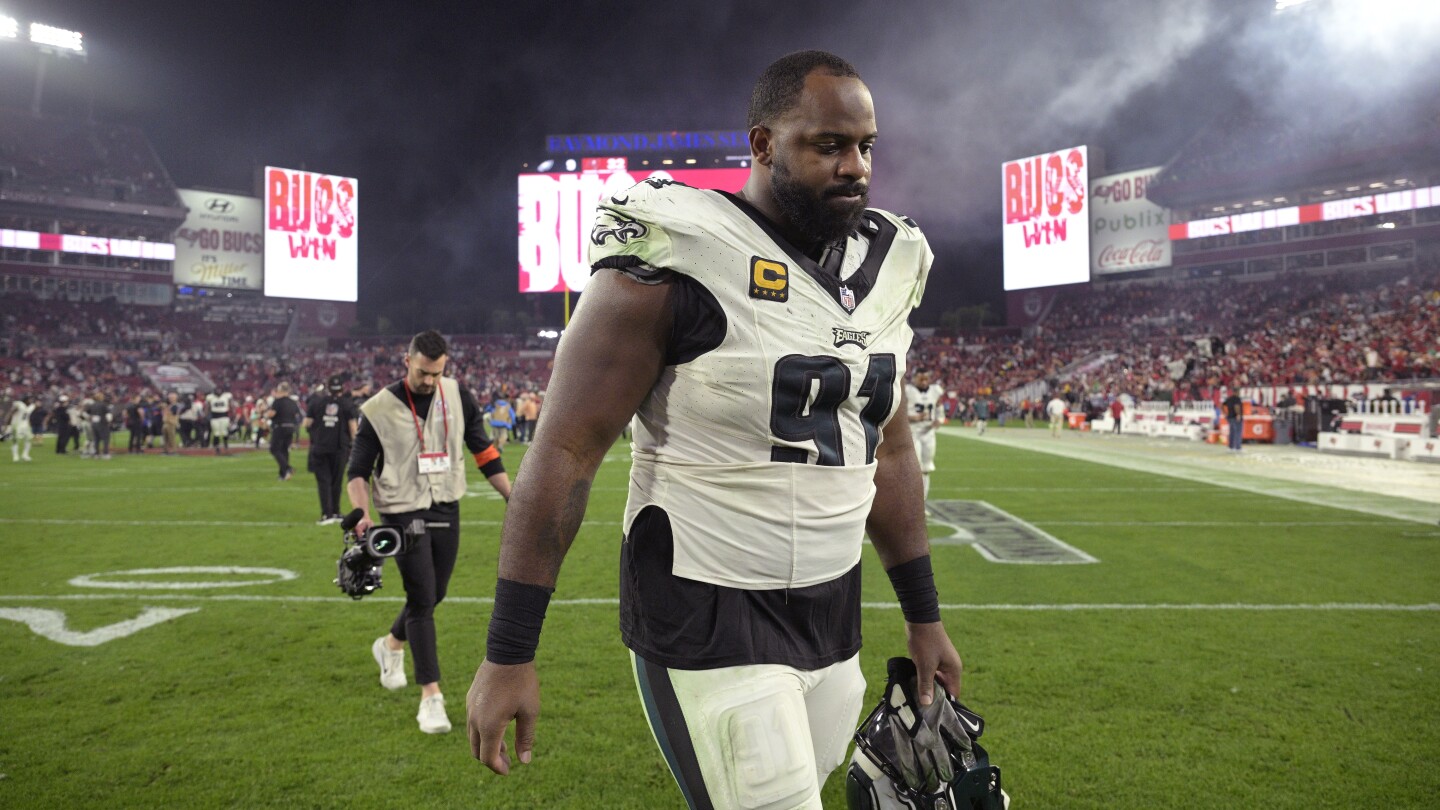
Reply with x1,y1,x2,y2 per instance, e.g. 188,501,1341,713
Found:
467,659,540,775
905,620,963,705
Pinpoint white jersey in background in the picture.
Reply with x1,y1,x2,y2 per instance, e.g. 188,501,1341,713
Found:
905,383,945,435
905,382,944,497
7,401,34,431
205,391,233,416
9,401,35,461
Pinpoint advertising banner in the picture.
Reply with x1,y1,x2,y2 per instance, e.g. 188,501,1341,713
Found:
518,167,748,293
1089,167,1171,275
174,190,264,290
1002,146,1090,291
263,167,358,302
1169,185,1440,240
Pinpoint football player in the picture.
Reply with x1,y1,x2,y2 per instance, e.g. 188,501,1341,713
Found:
467,51,964,809
905,370,946,500
205,385,234,455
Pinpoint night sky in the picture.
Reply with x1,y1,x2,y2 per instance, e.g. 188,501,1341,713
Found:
4,0,1437,330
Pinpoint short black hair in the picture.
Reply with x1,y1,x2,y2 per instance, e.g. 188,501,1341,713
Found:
747,50,861,129
409,329,448,361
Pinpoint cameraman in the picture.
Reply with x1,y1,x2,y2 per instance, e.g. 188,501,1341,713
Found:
345,330,511,734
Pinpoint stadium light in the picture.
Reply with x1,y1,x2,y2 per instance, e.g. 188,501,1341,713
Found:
29,22,84,54
2,16,20,39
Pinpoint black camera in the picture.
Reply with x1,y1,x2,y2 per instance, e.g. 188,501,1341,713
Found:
333,511,426,600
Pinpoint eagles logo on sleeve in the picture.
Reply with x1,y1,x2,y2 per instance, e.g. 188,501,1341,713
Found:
590,214,648,246
587,181,680,274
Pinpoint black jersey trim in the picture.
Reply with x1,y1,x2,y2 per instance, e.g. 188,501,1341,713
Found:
668,275,727,366
620,505,863,670
591,255,671,285
718,191,898,316
635,655,716,810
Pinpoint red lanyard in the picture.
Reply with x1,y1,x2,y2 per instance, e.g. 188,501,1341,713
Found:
403,381,449,452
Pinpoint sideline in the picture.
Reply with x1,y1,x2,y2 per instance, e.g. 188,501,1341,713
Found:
942,427,1440,525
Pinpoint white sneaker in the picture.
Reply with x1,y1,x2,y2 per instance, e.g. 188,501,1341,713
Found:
417,694,452,734
372,636,407,690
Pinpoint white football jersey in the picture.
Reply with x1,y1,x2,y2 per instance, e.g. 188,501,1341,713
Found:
206,391,232,415
905,383,945,435
9,401,35,428
588,179,933,590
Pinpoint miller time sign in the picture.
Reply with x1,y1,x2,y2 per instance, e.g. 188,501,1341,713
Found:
174,190,265,290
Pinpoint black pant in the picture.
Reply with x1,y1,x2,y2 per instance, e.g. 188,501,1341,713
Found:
55,424,73,453
270,425,295,477
309,450,344,516
386,507,460,686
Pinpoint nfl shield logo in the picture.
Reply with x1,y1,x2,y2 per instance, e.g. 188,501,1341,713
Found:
839,285,856,312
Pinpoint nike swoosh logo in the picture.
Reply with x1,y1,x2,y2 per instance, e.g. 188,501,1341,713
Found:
959,714,982,734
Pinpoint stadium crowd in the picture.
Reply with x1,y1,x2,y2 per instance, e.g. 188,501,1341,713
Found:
919,260,1438,403
4,257,1438,446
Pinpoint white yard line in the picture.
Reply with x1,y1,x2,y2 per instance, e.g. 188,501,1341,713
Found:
1032,520,1411,527
0,593,1434,611
0,517,623,528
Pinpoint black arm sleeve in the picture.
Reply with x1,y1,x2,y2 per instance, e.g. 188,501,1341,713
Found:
346,415,383,481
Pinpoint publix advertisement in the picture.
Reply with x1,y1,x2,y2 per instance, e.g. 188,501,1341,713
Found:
1090,167,1171,276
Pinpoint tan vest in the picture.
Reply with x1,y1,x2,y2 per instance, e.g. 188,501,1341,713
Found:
361,377,467,514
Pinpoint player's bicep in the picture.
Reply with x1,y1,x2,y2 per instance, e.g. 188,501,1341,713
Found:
874,388,918,463
536,268,671,457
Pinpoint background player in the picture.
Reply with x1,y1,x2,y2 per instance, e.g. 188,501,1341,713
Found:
906,369,946,500
8,395,35,462
206,385,234,455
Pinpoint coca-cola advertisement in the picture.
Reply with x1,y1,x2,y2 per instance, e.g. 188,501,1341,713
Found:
1090,166,1171,275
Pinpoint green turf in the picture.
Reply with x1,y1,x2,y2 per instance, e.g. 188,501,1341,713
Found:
1,432,1436,808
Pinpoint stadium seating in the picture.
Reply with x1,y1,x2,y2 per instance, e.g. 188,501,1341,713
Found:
0,111,180,207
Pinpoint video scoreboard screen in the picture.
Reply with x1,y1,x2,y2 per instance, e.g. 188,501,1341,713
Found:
518,164,747,293
263,166,358,302
174,190,264,290
1002,145,1091,291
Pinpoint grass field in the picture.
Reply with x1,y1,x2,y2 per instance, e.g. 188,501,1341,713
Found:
1,428,1437,808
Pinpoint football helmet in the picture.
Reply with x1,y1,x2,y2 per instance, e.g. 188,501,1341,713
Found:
845,657,1008,810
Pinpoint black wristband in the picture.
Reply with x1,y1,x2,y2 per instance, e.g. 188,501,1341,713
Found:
886,555,942,624
485,578,555,665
